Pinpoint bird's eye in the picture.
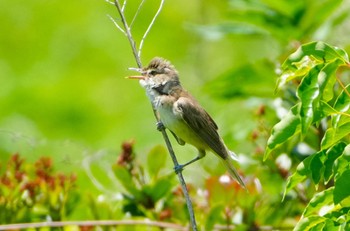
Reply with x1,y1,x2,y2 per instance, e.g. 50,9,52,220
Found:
148,69,160,76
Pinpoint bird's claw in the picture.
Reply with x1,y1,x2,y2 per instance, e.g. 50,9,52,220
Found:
156,121,165,131
174,164,184,174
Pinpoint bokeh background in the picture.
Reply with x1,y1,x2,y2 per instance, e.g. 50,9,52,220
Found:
1,0,350,226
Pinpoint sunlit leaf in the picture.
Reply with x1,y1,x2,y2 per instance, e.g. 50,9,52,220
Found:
284,42,349,71
297,64,321,136
321,122,350,150
265,104,300,160
283,153,313,198
318,60,344,102
324,142,347,183
293,215,327,231
303,187,334,217
334,169,350,204
332,84,350,128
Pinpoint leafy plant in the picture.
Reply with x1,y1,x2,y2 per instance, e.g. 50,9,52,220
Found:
112,141,179,221
0,154,79,224
265,41,350,230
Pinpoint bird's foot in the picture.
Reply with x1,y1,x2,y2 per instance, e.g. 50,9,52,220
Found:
156,121,165,131
174,164,184,174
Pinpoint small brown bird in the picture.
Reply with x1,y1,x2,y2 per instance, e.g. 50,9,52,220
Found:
128,57,245,187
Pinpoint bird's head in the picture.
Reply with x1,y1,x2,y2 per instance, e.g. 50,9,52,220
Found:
128,57,181,95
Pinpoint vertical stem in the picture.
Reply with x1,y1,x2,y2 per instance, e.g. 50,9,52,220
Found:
159,130,197,230
111,1,198,230
114,0,142,68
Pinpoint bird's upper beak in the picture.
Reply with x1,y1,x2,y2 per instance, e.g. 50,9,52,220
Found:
127,67,147,80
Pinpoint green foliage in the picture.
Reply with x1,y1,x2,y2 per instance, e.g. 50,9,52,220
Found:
201,0,350,99
1,0,350,230
266,42,350,230
0,154,78,224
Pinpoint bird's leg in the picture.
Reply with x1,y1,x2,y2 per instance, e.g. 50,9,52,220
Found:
174,150,206,174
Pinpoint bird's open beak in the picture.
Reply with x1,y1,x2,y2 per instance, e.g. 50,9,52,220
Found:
127,75,146,80
126,67,147,80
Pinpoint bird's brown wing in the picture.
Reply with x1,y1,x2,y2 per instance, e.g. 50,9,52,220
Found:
176,96,228,159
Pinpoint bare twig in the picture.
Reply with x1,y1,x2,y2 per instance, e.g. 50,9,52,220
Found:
107,14,126,35
110,0,198,230
0,220,188,231
105,0,114,5
121,0,127,12
138,0,165,58
0,220,294,231
130,0,146,27
336,74,350,97
114,0,142,67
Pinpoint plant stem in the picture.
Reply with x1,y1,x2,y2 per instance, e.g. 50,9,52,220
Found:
111,1,198,230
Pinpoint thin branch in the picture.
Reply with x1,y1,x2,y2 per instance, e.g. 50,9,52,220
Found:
0,220,295,231
110,1,198,230
105,0,115,5
0,220,188,231
121,0,127,12
114,0,142,67
130,0,146,28
107,14,126,35
138,0,165,58
336,74,350,98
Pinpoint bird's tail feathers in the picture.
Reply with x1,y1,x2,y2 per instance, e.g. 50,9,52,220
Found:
222,158,246,189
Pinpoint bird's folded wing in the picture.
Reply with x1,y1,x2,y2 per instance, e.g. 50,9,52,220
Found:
176,97,228,159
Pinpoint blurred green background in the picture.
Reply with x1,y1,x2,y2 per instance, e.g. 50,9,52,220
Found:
1,0,350,224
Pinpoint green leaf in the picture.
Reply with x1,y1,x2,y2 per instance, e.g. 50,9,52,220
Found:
113,165,141,197
334,144,350,176
284,42,349,71
143,177,173,202
310,151,325,185
205,204,225,231
324,142,347,183
318,60,344,102
277,56,321,89
321,122,350,150
284,154,313,198
303,187,334,217
265,104,300,160
293,215,327,231
147,145,168,180
332,84,350,128
297,64,322,136
334,169,350,204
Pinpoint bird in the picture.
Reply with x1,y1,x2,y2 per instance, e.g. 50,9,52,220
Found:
128,57,245,188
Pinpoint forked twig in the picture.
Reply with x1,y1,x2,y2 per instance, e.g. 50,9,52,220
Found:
114,0,141,67
109,0,198,230
138,0,165,58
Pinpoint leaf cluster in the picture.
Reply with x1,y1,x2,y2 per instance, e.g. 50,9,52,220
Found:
265,41,350,230
0,154,78,224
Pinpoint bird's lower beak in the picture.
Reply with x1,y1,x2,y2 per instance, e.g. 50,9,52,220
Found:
127,75,146,80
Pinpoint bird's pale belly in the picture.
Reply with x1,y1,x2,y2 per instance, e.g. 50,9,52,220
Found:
157,105,208,150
